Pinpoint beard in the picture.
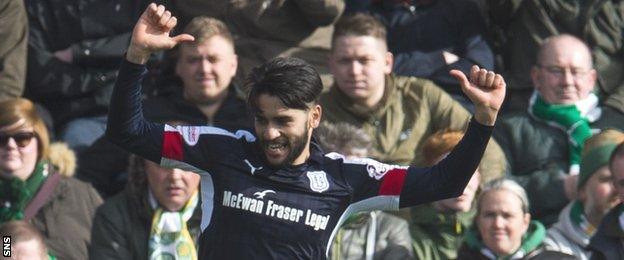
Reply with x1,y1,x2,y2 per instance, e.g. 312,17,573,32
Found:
259,123,310,168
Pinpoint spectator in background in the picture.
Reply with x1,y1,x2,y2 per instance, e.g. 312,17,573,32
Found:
356,0,495,109
0,98,102,259
316,122,414,260
410,129,481,260
90,154,201,259
544,129,624,260
589,142,624,260
144,16,249,129
0,0,28,101
24,0,160,153
457,179,573,260
76,16,251,197
172,0,344,87
487,0,624,116
321,13,506,185
0,221,50,260
493,34,624,226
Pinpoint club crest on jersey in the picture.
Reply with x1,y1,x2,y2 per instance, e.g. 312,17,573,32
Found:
306,171,329,193
366,160,394,180
180,126,200,146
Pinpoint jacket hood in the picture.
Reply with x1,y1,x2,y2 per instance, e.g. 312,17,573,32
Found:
550,201,591,247
465,220,546,258
46,142,76,177
411,203,475,232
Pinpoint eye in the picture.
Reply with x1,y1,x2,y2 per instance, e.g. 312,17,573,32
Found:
254,116,267,125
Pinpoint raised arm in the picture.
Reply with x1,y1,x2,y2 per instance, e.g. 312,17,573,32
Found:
401,66,505,205
345,66,505,209
105,3,193,162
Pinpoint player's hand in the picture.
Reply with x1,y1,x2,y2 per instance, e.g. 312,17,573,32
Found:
450,66,506,126
126,3,194,64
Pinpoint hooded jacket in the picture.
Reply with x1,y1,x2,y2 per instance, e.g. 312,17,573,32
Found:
329,211,413,260
28,143,104,260
410,203,476,260
543,201,593,260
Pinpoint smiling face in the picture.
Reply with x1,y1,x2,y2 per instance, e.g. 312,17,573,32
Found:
0,122,38,181
476,189,530,256
145,160,200,211
329,35,392,108
531,36,596,105
175,36,238,105
579,166,620,224
254,94,321,167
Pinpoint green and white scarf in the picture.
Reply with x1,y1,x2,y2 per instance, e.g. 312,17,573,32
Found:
569,200,596,236
148,191,199,260
529,92,601,174
0,162,49,223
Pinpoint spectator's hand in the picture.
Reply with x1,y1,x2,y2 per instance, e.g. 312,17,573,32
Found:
450,66,506,126
54,47,73,63
563,174,578,200
126,3,194,64
442,51,459,65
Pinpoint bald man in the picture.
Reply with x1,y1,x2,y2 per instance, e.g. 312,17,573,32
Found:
493,34,623,226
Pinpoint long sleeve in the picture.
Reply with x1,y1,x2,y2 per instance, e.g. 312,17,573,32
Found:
398,118,493,207
105,59,163,163
342,118,493,209
70,33,132,65
0,0,28,100
25,10,114,100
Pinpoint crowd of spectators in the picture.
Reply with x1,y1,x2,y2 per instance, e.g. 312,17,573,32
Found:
1,0,624,259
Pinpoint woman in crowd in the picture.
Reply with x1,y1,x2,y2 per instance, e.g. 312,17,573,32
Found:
0,98,103,259
457,179,574,260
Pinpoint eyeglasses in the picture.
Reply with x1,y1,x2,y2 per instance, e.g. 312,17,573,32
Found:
0,132,36,148
537,65,592,80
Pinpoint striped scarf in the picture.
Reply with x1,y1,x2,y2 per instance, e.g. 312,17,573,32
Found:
148,191,199,260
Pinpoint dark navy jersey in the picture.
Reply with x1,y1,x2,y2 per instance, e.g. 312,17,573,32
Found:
107,60,494,259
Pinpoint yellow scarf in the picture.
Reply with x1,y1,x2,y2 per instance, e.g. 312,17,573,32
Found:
148,191,199,260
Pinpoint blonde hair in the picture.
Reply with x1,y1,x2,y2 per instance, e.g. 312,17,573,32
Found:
0,98,50,161
478,179,530,214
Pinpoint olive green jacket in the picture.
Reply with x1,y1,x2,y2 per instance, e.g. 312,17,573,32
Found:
321,74,506,182
488,0,624,113
410,204,476,260
0,0,27,100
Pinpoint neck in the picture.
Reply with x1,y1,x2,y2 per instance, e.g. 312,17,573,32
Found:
194,94,227,124
584,208,603,227
292,146,311,166
357,85,385,109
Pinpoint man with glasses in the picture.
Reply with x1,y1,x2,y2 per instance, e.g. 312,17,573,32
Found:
493,34,623,226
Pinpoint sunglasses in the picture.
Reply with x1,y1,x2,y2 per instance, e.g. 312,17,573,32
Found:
0,132,36,148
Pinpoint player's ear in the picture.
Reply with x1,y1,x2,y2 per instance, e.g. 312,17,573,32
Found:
309,104,322,129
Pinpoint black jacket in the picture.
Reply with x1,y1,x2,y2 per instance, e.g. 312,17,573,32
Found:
24,0,158,125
